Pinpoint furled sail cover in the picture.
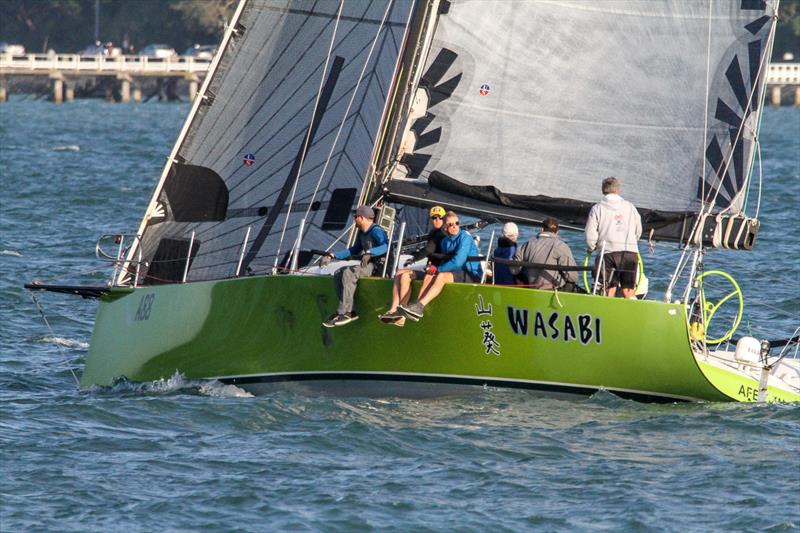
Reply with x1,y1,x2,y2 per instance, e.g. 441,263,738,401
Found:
131,0,414,284
385,0,775,240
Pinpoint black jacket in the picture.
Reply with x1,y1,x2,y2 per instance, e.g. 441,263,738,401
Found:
412,228,446,266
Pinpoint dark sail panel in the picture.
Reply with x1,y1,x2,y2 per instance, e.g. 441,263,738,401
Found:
131,0,415,284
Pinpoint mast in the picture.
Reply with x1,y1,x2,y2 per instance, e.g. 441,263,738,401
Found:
362,0,441,207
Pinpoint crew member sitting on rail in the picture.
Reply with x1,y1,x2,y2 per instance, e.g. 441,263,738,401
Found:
399,211,482,322
321,205,388,327
379,205,447,327
511,217,578,291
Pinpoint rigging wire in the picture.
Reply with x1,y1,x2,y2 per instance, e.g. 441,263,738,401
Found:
291,0,396,259
272,0,345,272
664,245,693,301
699,0,713,206
753,129,764,220
29,294,81,388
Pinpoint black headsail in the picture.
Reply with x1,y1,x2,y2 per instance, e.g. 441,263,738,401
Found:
124,0,416,285
381,0,777,247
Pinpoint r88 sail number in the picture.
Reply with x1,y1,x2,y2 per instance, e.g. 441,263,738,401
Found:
135,293,155,321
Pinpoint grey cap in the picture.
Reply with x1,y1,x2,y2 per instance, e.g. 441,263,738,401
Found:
355,205,375,219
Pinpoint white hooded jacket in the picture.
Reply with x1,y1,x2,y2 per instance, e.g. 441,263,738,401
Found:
585,193,642,253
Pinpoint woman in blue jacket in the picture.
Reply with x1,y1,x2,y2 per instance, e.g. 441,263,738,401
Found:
400,211,482,321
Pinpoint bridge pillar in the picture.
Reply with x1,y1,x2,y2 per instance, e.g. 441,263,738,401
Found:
64,79,75,102
119,75,131,103
50,73,64,104
770,85,782,106
0,77,7,103
185,73,200,102
132,81,142,103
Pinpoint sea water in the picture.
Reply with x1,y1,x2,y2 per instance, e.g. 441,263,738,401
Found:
0,98,798,531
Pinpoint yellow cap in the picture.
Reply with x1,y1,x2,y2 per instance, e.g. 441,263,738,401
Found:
429,205,446,218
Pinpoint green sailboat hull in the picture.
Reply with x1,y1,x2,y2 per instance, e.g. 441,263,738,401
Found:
82,276,799,402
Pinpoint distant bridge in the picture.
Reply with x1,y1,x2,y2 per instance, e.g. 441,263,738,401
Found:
0,54,798,105
0,54,212,103
767,63,800,106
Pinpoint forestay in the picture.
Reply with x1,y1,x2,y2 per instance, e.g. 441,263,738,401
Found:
126,0,415,285
385,0,776,243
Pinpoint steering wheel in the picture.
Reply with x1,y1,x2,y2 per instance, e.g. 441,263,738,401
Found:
582,253,644,294
695,270,744,345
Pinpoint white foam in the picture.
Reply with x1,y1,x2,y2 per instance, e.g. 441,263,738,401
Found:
136,371,253,397
53,145,80,152
1,250,22,257
145,371,189,392
199,380,254,398
41,336,90,349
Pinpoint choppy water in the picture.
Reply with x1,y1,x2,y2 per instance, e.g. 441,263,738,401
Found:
1,98,798,531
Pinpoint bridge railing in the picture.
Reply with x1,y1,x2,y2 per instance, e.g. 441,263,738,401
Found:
0,53,212,74
1,54,796,84
768,63,800,85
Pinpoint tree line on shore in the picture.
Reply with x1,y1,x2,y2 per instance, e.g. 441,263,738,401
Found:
0,0,798,59
0,0,236,54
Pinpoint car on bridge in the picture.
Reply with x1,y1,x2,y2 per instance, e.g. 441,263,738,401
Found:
0,42,25,56
139,44,177,59
183,44,217,61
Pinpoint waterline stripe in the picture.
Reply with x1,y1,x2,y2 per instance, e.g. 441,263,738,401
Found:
211,370,701,403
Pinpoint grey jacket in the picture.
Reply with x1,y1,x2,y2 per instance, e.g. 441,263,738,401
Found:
512,232,578,290
585,193,642,253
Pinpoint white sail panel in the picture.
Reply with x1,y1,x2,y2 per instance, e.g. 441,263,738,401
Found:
134,0,414,283
389,0,774,233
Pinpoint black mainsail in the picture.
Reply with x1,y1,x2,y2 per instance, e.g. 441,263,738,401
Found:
382,0,777,246
126,0,416,285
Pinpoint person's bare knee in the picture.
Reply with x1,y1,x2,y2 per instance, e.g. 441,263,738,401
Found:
420,272,453,305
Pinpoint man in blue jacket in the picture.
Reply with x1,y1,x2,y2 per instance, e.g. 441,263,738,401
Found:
321,205,388,327
399,211,482,321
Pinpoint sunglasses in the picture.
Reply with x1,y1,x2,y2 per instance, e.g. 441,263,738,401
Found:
446,221,460,227
430,216,442,221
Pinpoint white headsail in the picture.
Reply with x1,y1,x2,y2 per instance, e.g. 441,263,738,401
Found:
384,0,777,246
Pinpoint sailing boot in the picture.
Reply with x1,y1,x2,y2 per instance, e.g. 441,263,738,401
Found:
322,312,359,328
379,310,404,323
399,302,424,321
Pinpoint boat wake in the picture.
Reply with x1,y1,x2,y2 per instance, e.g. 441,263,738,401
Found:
103,371,254,398
52,144,80,152
40,336,89,349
